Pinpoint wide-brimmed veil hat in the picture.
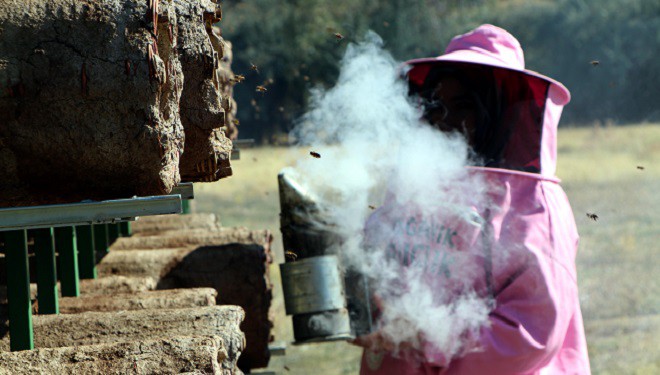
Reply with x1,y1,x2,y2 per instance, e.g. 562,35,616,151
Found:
405,24,571,105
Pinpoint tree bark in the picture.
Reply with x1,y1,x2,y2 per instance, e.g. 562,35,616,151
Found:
58,287,217,314
0,335,236,375
0,0,238,204
0,305,246,374
0,0,185,207
170,0,234,182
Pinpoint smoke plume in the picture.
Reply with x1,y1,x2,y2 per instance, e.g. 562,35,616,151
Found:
287,31,493,362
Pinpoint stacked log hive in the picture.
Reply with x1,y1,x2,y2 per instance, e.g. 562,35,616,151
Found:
0,0,254,371
1,214,275,373
0,0,238,207
104,218,274,372
0,306,246,375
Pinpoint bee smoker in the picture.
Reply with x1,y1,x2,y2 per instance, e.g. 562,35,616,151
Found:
278,170,373,344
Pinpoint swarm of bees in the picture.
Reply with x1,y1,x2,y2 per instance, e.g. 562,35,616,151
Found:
310,151,321,158
586,213,599,221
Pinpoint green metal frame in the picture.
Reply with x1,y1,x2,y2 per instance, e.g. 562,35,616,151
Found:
119,221,132,237
4,230,34,351
1,194,182,351
75,225,97,279
181,199,191,214
107,223,120,244
93,224,109,254
54,227,79,297
32,228,59,314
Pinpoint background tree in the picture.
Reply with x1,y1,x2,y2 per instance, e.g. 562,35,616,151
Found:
220,0,660,143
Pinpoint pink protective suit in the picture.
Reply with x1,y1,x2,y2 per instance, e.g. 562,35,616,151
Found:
359,25,591,374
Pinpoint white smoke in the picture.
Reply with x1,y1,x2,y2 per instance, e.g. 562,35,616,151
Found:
287,31,492,362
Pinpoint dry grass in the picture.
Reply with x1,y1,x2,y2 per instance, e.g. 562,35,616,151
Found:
195,123,660,374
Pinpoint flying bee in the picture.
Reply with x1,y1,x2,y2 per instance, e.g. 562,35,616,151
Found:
589,60,600,66
231,119,240,126
250,63,260,74
334,32,344,41
586,213,598,221
310,151,321,158
636,165,645,170
285,251,298,261
368,205,376,210
255,85,267,94
232,74,245,83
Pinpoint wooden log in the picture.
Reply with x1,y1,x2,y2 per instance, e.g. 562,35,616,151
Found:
131,213,222,236
0,335,232,375
169,0,233,182
58,287,217,314
98,242,273,371
0,0,185,207
98,248,191,278
160,244,273,371
1,276,159,331
110,228,272,251
78,275,158,296
0,305,246,374
0,276,158,304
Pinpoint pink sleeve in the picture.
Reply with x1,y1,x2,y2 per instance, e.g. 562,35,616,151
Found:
421,260,577,375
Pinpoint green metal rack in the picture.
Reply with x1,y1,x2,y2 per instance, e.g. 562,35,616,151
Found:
173,182,194,215
0,194,183,351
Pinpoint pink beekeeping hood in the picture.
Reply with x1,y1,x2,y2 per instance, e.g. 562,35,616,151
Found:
404,24,570,178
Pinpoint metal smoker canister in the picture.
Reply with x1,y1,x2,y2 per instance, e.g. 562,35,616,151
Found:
278,171,373,344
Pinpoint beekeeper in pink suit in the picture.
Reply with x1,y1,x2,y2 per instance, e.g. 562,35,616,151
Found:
352,24,591,374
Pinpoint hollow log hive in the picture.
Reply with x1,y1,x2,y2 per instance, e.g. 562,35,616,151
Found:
0,0,241,208
0,214,274,374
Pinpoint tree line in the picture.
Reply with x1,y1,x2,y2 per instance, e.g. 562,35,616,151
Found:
220,0,660,143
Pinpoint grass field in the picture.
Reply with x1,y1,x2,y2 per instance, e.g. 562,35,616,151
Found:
195,123,659,374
